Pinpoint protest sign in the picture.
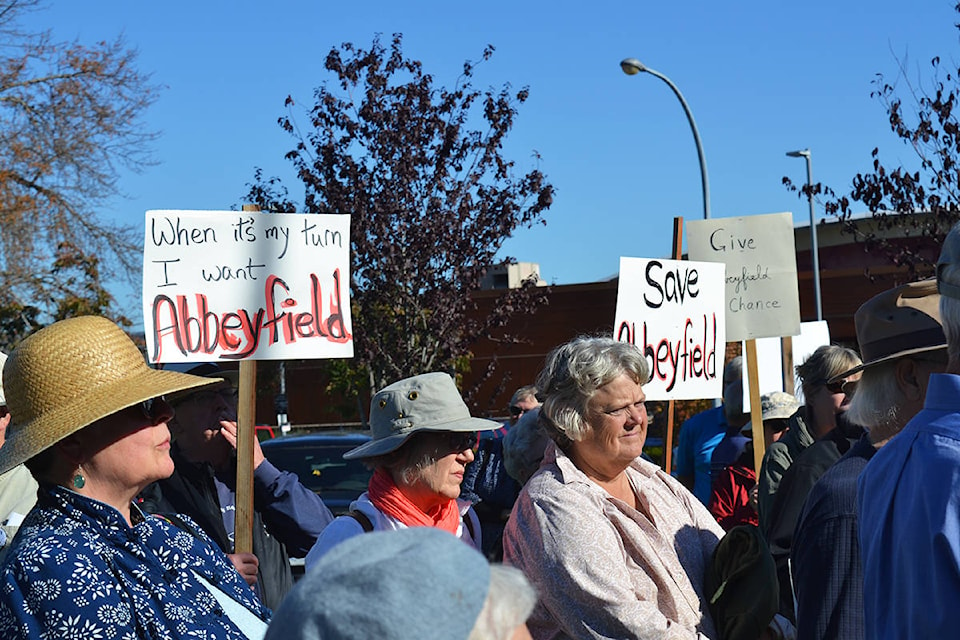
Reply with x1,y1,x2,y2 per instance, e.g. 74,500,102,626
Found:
741,320,830,409
686,212,801,341
614,256,726,400
142,209,353,363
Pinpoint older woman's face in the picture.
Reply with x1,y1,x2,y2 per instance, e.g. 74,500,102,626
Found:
395,431,476,511
80,398,176,494
571,373,647,480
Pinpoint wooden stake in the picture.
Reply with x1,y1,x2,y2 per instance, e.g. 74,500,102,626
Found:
781,336,794,394
662,216,684,473
745,339,765,474
234,204,259,555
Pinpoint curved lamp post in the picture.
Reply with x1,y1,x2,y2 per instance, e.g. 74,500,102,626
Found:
786,148,823,321
620,57,710,220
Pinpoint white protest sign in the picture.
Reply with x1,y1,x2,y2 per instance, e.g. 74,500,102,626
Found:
142,210,353,363
741,320,830,410
686,212,801,341
614,257,726,400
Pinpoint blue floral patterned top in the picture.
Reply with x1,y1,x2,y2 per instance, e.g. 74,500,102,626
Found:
0,484,270,639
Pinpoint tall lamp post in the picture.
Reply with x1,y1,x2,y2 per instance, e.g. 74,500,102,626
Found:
786,148,823,321
620,57,710,220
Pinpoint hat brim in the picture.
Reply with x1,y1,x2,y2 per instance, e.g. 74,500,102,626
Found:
343,416,502,460
741,414,794,436
0,368,220,475
827,344,948,383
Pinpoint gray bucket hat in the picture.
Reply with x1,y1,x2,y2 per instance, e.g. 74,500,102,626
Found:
263,527,490,640
741,391,801,435
343,372,501,460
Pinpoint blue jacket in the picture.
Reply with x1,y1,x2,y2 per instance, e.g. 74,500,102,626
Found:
859,373,960,639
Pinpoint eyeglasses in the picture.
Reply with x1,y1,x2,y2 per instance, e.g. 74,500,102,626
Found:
825,379,857,396
509,405,525,417
140,396,167,421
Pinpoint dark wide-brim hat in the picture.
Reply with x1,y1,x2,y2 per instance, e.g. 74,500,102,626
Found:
0,316,221,475
344,372,501,460
830,278,946,382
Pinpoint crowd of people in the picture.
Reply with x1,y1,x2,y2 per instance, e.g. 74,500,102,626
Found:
3,227,960,638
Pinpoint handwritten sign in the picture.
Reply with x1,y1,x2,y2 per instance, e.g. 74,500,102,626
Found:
614,257,726,400
686,212,801,341
142,209,353,363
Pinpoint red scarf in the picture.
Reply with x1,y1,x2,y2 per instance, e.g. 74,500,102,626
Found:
367,468,460,534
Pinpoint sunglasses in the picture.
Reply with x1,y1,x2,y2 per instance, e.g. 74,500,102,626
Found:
509,405,525,417
442,431,478,452
825,379,856,396
139,395,167,421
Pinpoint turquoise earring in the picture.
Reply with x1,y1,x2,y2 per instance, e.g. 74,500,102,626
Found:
72,467,85,490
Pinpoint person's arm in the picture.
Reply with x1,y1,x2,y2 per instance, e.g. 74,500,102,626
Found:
505,485,712,640
220,421,335,556
792,508,861,639
757,443,789,534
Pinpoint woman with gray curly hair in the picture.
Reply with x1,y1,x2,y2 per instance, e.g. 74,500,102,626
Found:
503,336,727,639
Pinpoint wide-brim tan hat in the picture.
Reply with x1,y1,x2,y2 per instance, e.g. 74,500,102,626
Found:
0,315,221,475
830,278,946,382
344,372,501,460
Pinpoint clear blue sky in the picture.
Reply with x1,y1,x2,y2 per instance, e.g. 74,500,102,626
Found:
23,0,960,324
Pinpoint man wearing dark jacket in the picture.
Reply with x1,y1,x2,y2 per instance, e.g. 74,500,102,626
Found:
140,363,334,610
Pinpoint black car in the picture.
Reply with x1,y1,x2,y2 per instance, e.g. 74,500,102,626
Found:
260,431,373,516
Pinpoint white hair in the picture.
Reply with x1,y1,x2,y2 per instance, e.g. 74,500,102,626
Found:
845,360,905,435
468,565,537,640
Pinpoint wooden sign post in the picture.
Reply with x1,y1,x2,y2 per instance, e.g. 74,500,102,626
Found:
234,204,260,555
612,217,727,472
141,204,354,555
686,212,804,473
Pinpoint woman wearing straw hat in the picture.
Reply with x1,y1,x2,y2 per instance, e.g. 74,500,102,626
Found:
304,372,502,568
0,316,271,639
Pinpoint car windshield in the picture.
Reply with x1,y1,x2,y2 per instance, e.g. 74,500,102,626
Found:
261,439,372,513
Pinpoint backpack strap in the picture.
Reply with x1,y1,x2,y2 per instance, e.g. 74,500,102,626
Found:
346,508,475,541
346,509,375,532
462,511,476,541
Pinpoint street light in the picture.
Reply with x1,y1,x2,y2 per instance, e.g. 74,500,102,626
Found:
786,148,823,321
620,57,710,220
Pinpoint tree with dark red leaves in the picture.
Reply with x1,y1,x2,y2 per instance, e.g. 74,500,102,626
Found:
246,33,553,404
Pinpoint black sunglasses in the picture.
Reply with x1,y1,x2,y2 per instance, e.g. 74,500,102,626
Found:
443,431,478,452
825,379,856,396
139,395,167,421
509,405,525,417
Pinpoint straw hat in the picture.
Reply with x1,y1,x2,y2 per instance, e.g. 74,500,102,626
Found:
343,372,501,460
0,316,221,475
